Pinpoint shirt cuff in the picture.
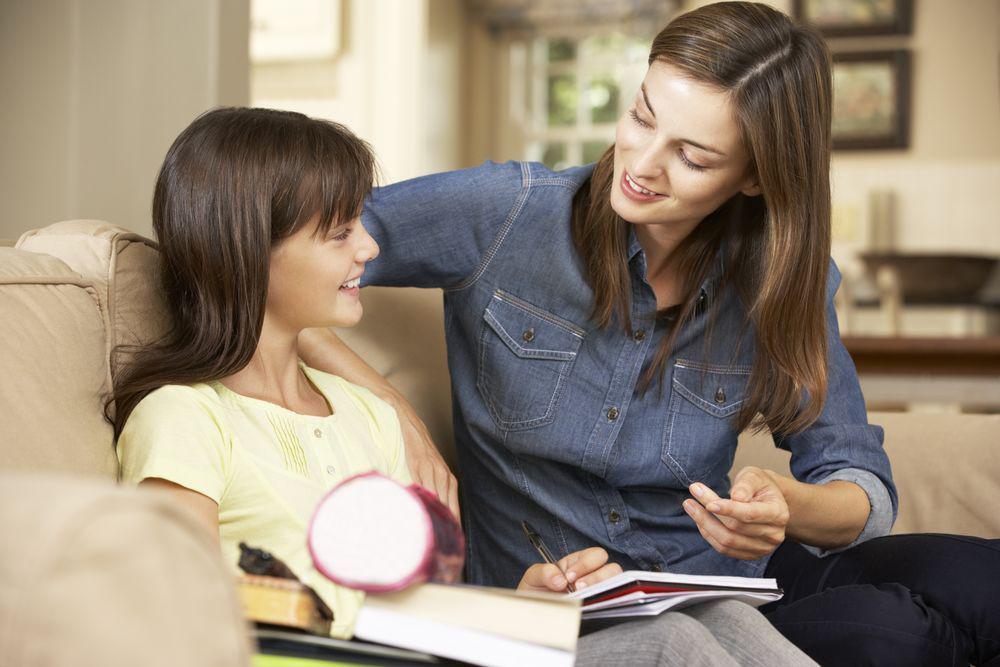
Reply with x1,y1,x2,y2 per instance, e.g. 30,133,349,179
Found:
801,467,895,558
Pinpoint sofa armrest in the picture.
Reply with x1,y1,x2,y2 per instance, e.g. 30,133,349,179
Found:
0,473,253,667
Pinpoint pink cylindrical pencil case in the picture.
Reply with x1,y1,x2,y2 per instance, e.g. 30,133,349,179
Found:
308,471,465,592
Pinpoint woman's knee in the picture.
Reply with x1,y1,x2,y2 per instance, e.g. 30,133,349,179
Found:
766,583,971,667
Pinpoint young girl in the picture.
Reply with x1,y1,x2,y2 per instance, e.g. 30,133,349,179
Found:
299,3,1000,665
112,107,812,665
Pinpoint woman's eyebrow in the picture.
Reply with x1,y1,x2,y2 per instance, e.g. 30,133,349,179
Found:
639,83,728,158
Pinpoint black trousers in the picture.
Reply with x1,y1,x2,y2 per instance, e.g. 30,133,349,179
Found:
763,534,1000,666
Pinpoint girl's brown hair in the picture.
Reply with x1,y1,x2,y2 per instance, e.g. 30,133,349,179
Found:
107,107,376,437
572,2,832,436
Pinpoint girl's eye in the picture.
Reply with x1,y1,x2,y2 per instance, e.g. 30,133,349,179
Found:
628,108,652,129
679,150,708,172
328,226,352,242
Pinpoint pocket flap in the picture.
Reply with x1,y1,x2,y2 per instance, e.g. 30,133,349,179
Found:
671,361,748,418
483,292,583,361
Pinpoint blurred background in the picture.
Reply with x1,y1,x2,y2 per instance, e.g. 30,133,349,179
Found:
1,0,998,413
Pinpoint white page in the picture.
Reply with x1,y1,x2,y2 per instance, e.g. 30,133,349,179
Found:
355,605,575,667
582,591,781,620
569,570,781,601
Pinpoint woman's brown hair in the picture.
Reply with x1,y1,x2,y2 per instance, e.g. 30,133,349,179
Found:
572,2,832,436
107,107,376,437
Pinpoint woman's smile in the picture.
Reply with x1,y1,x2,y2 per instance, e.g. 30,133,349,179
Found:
621,170,668,202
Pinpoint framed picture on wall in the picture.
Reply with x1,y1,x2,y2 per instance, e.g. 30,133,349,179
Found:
793,0,914,37
832,50,911,150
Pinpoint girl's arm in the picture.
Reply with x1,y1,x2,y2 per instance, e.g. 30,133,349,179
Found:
139,478,220,545
298,327,460,520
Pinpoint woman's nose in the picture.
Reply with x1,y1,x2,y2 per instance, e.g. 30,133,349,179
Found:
631,142,666,181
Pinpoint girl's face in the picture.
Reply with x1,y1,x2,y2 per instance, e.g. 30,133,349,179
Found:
610,61,760,231
267,214,379,332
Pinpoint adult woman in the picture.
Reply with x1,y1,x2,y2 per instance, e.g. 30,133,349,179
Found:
301,2,1000,665
111,107,812,665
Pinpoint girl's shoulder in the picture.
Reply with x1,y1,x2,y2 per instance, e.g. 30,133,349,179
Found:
128,382,228,426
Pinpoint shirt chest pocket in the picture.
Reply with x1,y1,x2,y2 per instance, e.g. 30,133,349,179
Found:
477,290,584,431
661,360,749,487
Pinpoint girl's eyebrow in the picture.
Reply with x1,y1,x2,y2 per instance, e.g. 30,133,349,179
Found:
639,83,728,158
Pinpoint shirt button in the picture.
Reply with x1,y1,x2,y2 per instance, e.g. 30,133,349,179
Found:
633,329,645,341
522,328,535,342
609,509,621,524
326,465,336,475
714,388,726,404
314,428,323,438
606,407,619,421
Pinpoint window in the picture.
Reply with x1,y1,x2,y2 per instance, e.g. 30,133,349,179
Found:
508,32,651,171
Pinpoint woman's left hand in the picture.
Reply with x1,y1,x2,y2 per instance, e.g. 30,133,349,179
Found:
683,466,789,560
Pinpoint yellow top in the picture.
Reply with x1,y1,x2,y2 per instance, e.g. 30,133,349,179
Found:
117,363,412,638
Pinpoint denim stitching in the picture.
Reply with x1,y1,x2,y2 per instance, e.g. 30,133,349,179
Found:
448,161,532,293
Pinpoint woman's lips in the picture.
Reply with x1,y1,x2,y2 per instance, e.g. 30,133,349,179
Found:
620,170,666,203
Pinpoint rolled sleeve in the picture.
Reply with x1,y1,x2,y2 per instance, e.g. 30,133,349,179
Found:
803,467,895,557
778,260,899,554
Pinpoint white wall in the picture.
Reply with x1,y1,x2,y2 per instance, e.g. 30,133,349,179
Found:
252,0,468,185
0,0,250,241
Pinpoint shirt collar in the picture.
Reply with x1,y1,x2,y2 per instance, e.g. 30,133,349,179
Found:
627,224,727,311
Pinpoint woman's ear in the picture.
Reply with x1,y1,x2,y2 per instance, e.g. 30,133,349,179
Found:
740,179,761,197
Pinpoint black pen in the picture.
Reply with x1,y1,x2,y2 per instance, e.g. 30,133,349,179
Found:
520,520,576,593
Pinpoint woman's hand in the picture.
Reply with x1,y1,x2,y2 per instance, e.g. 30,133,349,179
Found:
683,466,789,560
517,547,623,594
392,396,461,521
298,328,460,520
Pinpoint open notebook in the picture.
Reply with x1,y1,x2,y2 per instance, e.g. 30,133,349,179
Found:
570,570,782,621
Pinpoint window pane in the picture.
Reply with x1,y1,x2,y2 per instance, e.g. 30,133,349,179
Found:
588,75,620,124
542,143,567,169
547,38,576,63
583,33,649,62
547,74,577,126
583,141,609,164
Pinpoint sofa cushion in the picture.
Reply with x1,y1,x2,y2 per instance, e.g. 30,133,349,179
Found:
0,473,253,667
733,411,1000,539
0,248,116,477
17,220,169,377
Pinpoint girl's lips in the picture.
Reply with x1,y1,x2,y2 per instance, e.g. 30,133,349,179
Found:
620,170,666,203
339,286,360,298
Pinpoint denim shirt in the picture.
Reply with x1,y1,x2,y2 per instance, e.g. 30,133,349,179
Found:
361,160,897,587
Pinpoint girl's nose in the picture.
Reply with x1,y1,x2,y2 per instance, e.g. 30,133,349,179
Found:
357,224,379,263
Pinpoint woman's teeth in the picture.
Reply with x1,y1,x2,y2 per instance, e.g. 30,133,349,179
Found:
340,278,360,290
626,172,660,196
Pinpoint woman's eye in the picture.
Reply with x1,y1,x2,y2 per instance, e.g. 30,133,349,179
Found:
679,150,708,172
628,108,652,129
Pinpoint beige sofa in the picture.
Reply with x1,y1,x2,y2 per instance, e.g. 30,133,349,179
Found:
1,221,997,665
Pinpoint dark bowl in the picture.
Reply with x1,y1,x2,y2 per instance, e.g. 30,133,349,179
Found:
859,253,999,304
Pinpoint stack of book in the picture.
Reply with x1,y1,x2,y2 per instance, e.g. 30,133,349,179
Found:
243,576,580,667
569,570,782,622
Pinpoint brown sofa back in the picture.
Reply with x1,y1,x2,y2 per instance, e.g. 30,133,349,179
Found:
0,221,166,479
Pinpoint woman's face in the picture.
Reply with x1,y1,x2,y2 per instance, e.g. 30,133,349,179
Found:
610,61,760,230
267,214,379,332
